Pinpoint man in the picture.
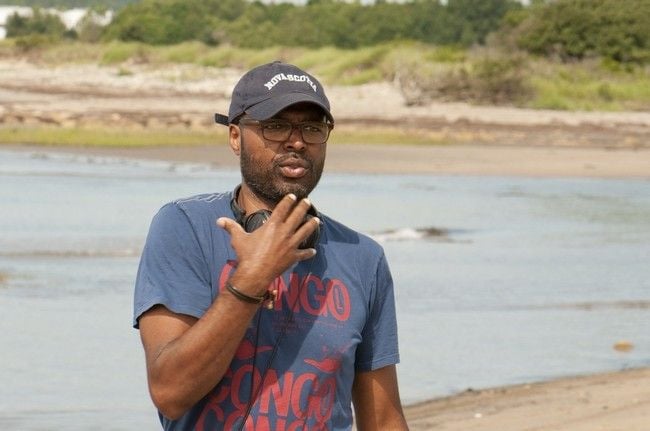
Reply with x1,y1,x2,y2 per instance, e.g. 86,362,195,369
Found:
133,61,408,430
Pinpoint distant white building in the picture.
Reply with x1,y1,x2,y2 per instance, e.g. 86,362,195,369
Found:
58,8,88,29
0,5,113,39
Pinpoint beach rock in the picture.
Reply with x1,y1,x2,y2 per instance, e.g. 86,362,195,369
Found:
613,340,634,352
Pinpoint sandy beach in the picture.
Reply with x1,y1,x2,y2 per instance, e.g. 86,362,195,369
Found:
2,60,650,178
2,59,650,429
6,141,650,179
404,367,650,431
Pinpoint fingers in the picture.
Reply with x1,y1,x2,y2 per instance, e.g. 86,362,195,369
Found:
293,215,320,249
284,197,313,228
216,217,245,237
276,196,319,252
295,247,317,262
270,193,298,221
218,195,319,260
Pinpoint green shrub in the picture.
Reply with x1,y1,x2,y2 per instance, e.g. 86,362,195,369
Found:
471,55,532,104
5,7,81,44
6,8,67,38
394,52,531,106
509,0,650,64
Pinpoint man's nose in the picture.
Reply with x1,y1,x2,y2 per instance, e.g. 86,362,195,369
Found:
283,126,306,151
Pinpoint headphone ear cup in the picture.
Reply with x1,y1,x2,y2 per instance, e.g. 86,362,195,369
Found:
231,189,321,249
243,210,272,233
230,191,245,226
245,211,320,249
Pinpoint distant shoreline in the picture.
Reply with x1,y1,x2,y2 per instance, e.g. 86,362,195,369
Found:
4,143,650,179
2,59,650,179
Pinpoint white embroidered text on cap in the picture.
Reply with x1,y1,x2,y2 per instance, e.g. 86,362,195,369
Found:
264,73,318,92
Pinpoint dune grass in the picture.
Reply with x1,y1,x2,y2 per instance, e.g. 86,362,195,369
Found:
2,39,459,86
0,124,450,148
0,125,225,147
527,61,650,111
2,39,649,112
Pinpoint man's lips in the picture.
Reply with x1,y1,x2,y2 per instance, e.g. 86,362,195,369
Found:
277,158,310,179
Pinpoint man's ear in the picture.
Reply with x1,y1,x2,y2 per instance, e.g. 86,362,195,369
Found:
229,124,241,156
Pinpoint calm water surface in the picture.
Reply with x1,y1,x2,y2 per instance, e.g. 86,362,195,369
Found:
1,149,649,429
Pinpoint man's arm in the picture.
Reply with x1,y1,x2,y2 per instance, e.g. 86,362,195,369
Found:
352,365,409,430
138,194,320,420
139,294,260,419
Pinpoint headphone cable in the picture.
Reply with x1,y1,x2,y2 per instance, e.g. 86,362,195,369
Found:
238,264,314,430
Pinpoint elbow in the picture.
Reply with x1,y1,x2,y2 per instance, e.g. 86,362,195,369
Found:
149,384,191,421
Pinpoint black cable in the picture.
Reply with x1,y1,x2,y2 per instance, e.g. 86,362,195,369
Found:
247,311,263,413
237,263,315,431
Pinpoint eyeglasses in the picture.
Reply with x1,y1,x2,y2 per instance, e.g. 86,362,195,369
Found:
238,119,333,144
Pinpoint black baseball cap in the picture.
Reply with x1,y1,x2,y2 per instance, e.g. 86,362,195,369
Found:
214,61,334,126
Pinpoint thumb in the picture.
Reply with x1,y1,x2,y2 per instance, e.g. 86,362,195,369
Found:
216,217,244,236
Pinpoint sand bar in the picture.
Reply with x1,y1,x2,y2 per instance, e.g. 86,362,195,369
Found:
4,142,649,179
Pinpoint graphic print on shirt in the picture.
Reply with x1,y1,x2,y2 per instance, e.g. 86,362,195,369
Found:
196,260,355,430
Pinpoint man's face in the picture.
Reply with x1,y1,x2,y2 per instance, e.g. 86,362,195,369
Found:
238,103,328,205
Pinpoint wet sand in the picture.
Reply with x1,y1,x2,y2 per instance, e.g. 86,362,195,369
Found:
404,367,650,431
4,142,650,179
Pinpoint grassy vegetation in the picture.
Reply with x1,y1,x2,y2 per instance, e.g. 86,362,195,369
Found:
331,127,451,146
0,125,226,147
527,61,650,111
4,39,647,112
295,44,393,85
0,124,450,148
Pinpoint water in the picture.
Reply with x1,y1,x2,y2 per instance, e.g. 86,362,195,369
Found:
1,149,649,429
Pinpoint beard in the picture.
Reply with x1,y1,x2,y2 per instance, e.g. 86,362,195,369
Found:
239,137,325,205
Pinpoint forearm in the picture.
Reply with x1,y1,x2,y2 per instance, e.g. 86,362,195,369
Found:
146,278,265,419
352,366,409,430
354,410,409,431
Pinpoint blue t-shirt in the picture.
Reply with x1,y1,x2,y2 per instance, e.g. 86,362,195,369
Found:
133,191,400,430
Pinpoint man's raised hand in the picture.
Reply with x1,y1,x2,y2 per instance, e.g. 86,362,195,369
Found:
216,194,319,296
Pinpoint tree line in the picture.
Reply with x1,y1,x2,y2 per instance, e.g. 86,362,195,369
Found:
5,0,650,64
2,0,135,9
102,0,519,48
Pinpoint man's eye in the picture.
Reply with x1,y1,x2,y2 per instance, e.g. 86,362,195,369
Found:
303,123,324,133
263,122,288,131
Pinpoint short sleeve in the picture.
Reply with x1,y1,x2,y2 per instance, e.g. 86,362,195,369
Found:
355,252,400,371
133,202,212,328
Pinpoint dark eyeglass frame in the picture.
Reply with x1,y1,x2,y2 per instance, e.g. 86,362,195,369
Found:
238,118,333,145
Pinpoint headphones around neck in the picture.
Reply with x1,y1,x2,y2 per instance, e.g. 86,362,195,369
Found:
230,186,320,249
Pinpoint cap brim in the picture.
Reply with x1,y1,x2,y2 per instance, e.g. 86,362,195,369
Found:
246,92,334,123
214,113,229,125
